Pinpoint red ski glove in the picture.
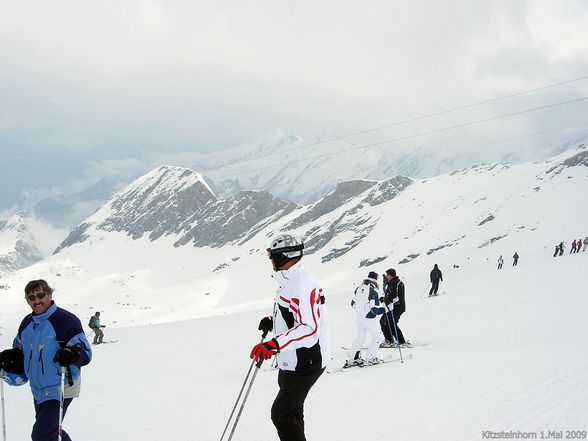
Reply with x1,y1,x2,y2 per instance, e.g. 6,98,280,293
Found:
250,338,279,362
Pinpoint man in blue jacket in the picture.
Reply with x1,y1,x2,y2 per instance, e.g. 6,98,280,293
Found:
0,279,92,441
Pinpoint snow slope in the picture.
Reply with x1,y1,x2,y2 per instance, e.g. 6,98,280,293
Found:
1,244,586,440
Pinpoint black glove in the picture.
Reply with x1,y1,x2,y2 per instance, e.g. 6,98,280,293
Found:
379,296,385,303
53,346,80,367
0,348,25,374
258,316,273,333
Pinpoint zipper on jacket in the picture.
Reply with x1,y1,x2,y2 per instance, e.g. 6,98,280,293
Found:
38,347,45,375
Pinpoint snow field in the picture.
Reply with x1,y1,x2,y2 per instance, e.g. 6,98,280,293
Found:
1,250,587,440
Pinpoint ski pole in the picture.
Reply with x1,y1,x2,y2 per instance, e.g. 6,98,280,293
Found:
219,330,268,441
227,357,264,441
419,284,431,299
57,367,66,441
1,370,6,441
385,307,404,363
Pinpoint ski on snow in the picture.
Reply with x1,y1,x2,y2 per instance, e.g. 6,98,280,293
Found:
327,354,412,374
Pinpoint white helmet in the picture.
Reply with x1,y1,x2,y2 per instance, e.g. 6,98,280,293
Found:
267,234,304,269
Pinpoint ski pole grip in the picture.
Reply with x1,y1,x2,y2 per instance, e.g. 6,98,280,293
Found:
261,329,269,339
66,366,74,386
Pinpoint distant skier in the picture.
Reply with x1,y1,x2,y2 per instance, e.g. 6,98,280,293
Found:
379,268,407,347
497,255,504,269
428,264,443,296
553,245,559,257
251,234,330,441
577,238,583,253
89,311,105,345
512,252,519,266
570,239,577,253
345,271,385,367
558,242,565,256
583,236,588,252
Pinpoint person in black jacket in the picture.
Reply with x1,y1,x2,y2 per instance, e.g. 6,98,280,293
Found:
379,268,407,346
429,264,443,297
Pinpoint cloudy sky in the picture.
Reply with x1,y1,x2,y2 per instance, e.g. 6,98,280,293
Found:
1,0,587,228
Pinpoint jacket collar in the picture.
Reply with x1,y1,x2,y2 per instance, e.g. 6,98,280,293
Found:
30,302,57,323
271,260,304,285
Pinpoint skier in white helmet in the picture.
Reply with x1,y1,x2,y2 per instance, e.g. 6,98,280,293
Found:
251,233,331,441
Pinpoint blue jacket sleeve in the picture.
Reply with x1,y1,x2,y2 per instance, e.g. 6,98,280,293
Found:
368,287,386,316
50,309,92,367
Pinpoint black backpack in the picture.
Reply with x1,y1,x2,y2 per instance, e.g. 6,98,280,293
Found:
88,316,98,328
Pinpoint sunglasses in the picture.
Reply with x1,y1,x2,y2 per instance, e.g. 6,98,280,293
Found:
26,292,47,301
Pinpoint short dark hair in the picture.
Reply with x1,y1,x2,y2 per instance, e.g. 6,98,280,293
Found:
24,279,54,295
385,268,396,278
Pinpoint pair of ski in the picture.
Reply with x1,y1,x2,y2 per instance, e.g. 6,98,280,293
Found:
341,342,415,350
327,354,411,374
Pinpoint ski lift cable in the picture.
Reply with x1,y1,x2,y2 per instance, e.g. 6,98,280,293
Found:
204,75,588,174
205,96,588,181
326,75,588,140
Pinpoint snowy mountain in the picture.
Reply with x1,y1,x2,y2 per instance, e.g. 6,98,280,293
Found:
0,211,43,276
0,144,586,329
196,128,588,204
195,129,390,204
55,165,298,252
16,129,588,231
0,146,587,441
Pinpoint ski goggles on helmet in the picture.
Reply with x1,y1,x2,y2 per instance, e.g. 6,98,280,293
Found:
266,243,304,257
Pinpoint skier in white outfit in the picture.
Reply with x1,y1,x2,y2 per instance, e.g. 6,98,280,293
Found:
345,271,386,367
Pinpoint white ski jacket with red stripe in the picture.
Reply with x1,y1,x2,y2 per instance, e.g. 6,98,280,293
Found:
271,261,331,373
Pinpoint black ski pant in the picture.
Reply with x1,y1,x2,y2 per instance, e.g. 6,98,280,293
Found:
271,367,324,441
381,311,406,344
33,398,73,441
429,281,440,295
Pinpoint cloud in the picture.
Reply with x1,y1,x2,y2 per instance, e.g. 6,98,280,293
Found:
0,205,20,221
26,216,71,256
0,0,587,214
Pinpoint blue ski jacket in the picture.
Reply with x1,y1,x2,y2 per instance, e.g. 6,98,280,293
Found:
10,302,92,403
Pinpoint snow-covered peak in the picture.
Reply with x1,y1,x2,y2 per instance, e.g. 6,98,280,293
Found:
1,210,28,234
112,164,216,204
0,211,42,274
53,164,296,253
